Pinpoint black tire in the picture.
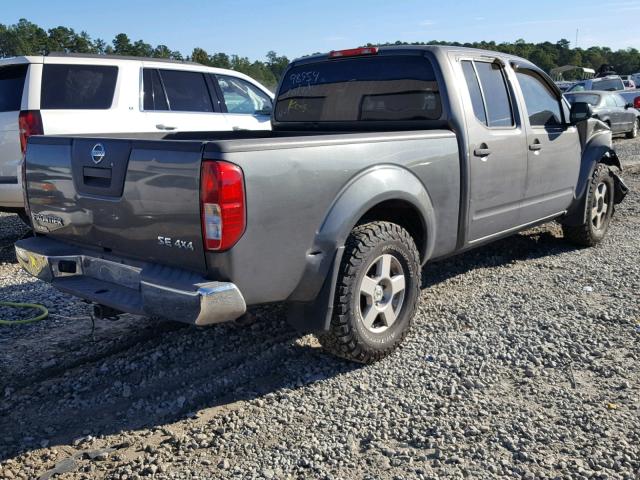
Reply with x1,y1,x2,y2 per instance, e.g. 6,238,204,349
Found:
317,221,421,364
626,118,639,139
562,164,615,247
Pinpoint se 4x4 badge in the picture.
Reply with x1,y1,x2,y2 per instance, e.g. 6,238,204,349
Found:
158,236,194,251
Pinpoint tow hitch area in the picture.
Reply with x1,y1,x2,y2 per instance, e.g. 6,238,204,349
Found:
93,304,123,320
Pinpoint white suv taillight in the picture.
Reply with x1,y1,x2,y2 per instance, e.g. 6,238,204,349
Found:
18,110,43,155
200,161,246,251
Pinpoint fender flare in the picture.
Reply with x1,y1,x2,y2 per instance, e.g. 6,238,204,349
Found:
286,165,436,333
561,136,621,227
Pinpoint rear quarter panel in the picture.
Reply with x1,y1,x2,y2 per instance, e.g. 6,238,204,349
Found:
204,132,460,305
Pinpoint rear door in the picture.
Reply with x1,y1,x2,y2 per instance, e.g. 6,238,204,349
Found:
459,58,528,243
0,63,28,189
141,67,228,132
513,68,581,223
212,74,272,131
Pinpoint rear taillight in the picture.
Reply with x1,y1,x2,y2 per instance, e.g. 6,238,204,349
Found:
18,110,43,155
634,96,640,109
328,47,379,58
200,161,245,251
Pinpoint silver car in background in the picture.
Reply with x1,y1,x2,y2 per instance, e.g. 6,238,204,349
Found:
565,91,640,138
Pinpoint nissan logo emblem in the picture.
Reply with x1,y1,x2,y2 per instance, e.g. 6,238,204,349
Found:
91,143,106,164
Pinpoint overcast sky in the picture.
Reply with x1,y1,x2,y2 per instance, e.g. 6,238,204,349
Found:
4,0,640,60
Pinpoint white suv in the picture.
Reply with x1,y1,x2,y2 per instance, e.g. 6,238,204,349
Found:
0,53,274,215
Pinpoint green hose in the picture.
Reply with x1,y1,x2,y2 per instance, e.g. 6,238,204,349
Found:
0,301,49,325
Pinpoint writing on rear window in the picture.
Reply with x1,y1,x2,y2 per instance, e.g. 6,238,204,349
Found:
276,56,442,123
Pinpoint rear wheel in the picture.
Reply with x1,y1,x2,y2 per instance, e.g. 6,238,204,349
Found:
317,221,421,364
562,164,615,247
626,118,639,139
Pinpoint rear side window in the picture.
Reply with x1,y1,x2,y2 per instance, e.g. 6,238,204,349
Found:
461,61,487,124
0,64,28,112
158,70,213,112
143,69,168,111
41,64,118,109
515,70,562,127
275,55,442,123
474,61,514,127
604,95,617,107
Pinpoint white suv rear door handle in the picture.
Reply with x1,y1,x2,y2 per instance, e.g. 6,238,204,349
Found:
156,124,177,131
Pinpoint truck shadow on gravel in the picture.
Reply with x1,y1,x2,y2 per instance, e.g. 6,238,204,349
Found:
421,226,573,288
0,224,573,462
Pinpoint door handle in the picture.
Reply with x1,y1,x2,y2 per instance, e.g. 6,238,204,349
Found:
232,126,248,131
529,140,542,151
156,124,177,131
473,147,491,157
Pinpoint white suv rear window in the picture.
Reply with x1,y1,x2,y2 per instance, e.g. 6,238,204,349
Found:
41,64,118,109
0,64,27,112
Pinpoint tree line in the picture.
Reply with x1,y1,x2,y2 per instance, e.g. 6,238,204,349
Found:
1,18,639,89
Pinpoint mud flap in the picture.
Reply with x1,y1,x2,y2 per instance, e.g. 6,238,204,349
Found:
611,171,629,205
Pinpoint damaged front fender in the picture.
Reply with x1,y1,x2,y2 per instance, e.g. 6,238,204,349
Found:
561,119,627,227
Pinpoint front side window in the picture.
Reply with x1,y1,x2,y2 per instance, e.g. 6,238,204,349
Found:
216,75,272,114
41,64,118,109
515,70,562,127
613,94,626,108
158,70,213,112
474,61,514,128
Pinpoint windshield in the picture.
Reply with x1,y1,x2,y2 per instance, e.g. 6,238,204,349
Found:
565,93,600,106
275,55,442,123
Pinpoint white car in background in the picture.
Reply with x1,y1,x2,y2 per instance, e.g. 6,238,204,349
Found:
0,53,274,218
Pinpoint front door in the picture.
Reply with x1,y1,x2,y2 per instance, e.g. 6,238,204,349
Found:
514,68,581,223
459,58,528,243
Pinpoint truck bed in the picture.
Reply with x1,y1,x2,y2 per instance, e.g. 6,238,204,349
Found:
25,129,461,308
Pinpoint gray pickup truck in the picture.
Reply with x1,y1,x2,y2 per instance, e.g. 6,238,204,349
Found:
16,46,628,363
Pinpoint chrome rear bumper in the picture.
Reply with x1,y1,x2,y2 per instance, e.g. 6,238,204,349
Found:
14,237,246,326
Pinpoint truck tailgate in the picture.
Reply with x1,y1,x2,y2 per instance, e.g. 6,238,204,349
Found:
25,136,207,273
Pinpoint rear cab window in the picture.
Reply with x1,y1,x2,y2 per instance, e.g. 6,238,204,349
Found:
565,94,600,106
592,78,624,92
275,55,442,124
41,64,118,109
0,64,28,112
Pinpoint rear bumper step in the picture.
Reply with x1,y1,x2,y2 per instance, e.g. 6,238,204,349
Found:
14,237,246,325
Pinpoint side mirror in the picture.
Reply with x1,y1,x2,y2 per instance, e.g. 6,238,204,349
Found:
625,102,633,109
256,105,273,116
570,101,593,124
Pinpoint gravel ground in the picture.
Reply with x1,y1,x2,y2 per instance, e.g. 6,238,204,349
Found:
0,137,639,479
